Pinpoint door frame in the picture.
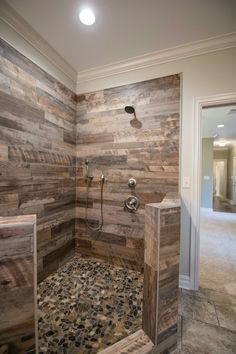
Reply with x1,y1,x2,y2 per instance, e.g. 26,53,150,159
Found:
190,92,236,290
233,157,236,204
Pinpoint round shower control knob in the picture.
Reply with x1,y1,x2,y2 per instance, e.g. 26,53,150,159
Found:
124,196,139,212
128,178,137,187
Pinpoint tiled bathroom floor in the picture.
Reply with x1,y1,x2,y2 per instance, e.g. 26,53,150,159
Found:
37,257,143,354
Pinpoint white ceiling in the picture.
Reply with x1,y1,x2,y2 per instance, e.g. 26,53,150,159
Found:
202,105,236,147
5,0,236,72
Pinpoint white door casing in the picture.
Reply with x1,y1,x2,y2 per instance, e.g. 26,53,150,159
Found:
190,92,236,290
233,157,236,204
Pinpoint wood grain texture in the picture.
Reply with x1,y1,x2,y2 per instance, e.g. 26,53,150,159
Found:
98,329,153,354
142,194,181,353
0,216,36,354
75,75,180,270
0,39,76,280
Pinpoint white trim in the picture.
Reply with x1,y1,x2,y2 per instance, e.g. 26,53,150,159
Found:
77,32,236,86
191,93,236,290
179,275,191,289
0,0,77,89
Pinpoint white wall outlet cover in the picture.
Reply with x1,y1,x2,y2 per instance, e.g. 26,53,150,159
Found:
183,176,190,188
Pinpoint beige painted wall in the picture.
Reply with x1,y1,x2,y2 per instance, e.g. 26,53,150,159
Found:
214,148,229,160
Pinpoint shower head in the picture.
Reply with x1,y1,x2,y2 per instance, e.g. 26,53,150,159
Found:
125,106,135,114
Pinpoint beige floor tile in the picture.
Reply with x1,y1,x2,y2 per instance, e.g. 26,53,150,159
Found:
182,318,236,354
215,301,236,333
179,291,218,326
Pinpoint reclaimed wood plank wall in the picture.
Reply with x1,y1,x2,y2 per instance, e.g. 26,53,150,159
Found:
0,37,180,277
0,215,36,353
76,75,180,270
143,196,181,352
0,39,77,281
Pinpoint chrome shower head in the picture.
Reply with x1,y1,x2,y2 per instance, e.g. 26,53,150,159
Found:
125,106,135,114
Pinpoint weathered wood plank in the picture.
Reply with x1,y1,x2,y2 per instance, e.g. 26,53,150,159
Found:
0,39,76,280
0,216,36,353
75,75,180,269
143,194,181,353
98,329,154,354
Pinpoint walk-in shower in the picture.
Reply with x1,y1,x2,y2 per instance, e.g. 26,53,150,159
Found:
0,38,181,353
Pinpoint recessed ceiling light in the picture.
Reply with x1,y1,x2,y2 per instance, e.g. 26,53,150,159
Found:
79,8,96,26
217,124,224,128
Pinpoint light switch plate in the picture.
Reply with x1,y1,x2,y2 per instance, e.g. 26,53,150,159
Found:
204,176,210,180
183,176,190,188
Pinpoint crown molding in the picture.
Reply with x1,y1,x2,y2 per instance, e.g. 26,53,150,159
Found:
0,0,77,89
77,32,236,85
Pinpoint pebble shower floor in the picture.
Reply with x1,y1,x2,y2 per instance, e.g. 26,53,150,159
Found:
38,257,143,354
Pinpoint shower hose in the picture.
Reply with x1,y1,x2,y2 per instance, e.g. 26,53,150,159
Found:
85,176,104,232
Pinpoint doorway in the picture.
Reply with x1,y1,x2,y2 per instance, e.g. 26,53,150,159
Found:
200,102,236,294
190,93,236,291
184,96,236,348
233,157,236,204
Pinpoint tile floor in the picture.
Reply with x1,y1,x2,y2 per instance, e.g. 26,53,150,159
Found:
175,287,236,354
38,257,143,354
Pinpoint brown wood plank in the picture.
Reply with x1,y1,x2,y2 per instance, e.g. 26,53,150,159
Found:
98,329,154,354
75,75,180,270
143,194,181,353
0,216,36,353
0,39,76,280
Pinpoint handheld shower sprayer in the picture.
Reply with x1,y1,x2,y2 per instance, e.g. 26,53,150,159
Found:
85,159,94,181
84,159,107,232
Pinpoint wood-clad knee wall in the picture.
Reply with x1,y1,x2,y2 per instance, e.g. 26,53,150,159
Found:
0,39,77,281
75,75,180,270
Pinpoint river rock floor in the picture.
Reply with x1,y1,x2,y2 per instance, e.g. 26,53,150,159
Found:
38,256,143,354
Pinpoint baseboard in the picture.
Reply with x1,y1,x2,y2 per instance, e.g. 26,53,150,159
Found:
179,275,191,289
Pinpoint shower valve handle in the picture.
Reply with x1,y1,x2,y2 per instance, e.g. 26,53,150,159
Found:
124,196,139,212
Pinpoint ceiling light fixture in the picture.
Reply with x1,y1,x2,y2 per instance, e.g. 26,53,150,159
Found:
217,124,224,128
79,8,96,26
219,142,227,147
